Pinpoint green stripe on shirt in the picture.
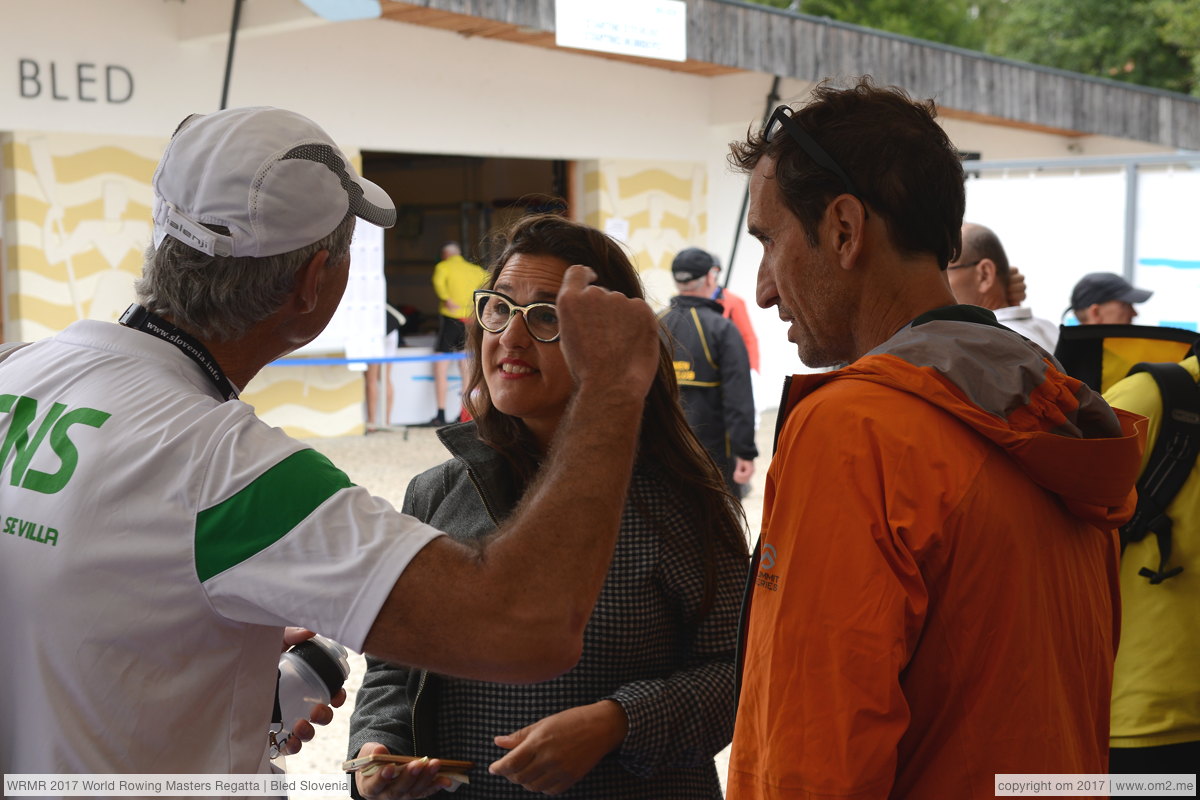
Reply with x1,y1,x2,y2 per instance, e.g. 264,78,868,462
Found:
195,449,353,582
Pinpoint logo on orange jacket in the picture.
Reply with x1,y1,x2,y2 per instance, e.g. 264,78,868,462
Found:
757,543,780,591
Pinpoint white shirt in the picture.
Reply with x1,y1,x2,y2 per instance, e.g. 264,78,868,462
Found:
0,321,442,778
995,305,1060,353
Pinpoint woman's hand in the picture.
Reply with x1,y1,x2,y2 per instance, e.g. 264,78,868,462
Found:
353,743,453,800
489,700,628,795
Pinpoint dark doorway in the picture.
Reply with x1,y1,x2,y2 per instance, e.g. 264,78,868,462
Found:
362,152,569,338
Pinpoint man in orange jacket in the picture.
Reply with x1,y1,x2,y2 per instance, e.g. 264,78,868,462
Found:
725,79,1144,799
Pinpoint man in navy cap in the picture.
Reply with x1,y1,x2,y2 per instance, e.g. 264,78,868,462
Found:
1069,272,1153,325
660,247,758,498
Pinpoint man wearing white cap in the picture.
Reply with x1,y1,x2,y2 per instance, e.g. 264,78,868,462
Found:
0,107,660,791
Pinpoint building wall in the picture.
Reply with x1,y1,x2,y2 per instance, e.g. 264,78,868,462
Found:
578,158,707,308
3,131,157,342
1,0,1182,419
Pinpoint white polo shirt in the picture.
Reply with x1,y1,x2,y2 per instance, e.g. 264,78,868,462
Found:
0,321,442,777
995,305,1060,353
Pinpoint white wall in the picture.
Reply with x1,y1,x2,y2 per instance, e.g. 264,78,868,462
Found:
967,167,1200,333
965,171,1128,326
1,0,715,162
5,0,1188,407
1135,170,1200,330
5,0,1173,163
2,0,213,137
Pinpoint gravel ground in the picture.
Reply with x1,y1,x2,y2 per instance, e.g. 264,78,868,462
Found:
285,410,778,797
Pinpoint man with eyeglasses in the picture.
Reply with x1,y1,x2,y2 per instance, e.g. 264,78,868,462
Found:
946,222,1059,352
726,79,1142,799
659,247,758,497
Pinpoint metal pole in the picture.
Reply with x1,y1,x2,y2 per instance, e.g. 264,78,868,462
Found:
725,75,781,288
220,0,245,110
375,362,388,429
1123,162,1138,281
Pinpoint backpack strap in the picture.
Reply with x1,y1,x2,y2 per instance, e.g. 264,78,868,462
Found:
1119,360,1200,584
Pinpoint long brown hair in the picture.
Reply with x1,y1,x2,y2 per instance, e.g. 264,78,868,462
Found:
464,213,749,625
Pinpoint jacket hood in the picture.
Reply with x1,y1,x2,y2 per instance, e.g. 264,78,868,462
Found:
780,306,1144,528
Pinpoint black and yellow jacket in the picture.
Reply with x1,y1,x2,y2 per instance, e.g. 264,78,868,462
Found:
659,295,758,484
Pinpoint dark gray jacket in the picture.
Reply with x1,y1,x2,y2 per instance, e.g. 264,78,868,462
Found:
349,422,741,798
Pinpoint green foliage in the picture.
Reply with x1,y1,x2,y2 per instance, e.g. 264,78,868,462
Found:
984,0,1192,94
1152,0,1200,92
738,0,1198,95
799,0,984,50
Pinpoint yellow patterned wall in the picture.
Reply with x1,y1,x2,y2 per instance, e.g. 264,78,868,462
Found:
4,133,159,340
1,130,365,438
243,362,366,439
578,158,707,309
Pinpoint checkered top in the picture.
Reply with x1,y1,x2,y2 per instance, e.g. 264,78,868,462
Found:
351,445,741,799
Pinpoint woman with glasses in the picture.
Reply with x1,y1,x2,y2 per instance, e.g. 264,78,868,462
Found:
349,213,747,799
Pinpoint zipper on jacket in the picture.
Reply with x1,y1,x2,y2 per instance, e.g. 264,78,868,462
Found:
411,453,501,756
414,424,506,761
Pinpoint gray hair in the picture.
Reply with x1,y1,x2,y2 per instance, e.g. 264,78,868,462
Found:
675,275,708,292
134,214,357,342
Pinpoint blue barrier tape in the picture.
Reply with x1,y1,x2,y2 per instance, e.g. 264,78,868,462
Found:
270,352,467,367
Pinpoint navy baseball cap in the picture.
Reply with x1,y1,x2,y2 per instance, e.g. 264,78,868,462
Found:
672,248,718,282
1069,272,1152,313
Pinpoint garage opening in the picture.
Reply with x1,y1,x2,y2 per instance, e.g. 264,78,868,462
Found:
363,151,570,339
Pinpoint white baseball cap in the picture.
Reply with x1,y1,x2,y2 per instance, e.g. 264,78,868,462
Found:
152,106,396,258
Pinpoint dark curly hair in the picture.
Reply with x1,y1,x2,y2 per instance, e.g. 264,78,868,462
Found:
729,76,965,268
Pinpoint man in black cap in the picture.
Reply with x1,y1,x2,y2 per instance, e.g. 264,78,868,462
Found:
672,247,761,371
659,247,757,497
1069,272,1153,325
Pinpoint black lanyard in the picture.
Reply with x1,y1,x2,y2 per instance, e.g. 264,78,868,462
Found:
119,304,239,401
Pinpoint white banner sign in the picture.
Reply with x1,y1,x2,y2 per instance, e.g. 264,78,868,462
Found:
555,0,687,62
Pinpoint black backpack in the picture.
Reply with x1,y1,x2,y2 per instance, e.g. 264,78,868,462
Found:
1054,323,1200,585
1118,356,1200,584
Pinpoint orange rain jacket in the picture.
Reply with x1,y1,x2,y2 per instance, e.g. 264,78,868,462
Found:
728,306,1144,800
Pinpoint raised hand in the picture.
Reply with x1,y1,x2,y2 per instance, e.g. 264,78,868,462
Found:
556,265,659,403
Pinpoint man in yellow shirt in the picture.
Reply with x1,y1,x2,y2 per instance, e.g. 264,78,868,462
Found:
1105,355,1200,777
427,242,487,426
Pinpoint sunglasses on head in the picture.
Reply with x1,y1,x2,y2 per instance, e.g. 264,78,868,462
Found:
764,105,862,201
